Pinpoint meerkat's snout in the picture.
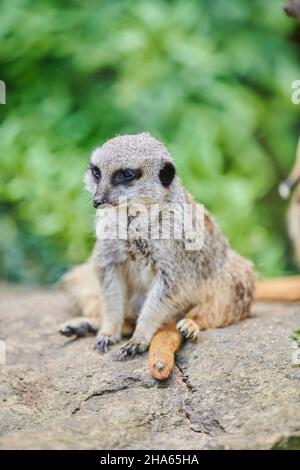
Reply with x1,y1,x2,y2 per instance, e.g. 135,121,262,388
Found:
279,138,300,200
279,176,300,199
279,170,300,200
283,0,300,18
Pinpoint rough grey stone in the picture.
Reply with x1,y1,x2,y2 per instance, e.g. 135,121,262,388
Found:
0,284,299,449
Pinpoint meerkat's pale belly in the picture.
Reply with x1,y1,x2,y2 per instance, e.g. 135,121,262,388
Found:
124,257,156,293
120,254,156,319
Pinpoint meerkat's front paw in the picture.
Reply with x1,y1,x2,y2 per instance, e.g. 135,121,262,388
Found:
177,319,200,341
115,339,149,361
94,333,120,353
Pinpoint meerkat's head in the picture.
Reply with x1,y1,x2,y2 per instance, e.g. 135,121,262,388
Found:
283,0,300,19
85,133,176,208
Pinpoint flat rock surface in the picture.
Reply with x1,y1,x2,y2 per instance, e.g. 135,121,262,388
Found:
0,283,299,450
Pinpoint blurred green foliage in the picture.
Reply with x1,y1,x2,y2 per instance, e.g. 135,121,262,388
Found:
0,0,300,284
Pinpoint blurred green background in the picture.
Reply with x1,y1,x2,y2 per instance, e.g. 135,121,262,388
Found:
1,0,300,285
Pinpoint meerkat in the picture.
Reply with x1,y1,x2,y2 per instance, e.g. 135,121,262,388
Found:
253,137,300,303
284,0,300,20
279,137,300,260
59,133,255,359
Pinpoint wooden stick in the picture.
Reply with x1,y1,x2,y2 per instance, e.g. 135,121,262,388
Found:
255,276,300,302
148,322,183,381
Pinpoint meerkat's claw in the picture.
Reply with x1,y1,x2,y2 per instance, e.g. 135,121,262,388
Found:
94,334,118,353
59,318,95,338
115,340,148,361
176,319,200,342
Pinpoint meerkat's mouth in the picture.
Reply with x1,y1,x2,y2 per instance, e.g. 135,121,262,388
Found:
96,203,116,210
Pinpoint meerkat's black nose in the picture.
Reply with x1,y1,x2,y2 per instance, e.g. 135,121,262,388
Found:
93,197,107,208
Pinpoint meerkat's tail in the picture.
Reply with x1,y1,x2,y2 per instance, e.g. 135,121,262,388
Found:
148,322,183,381
254,276,300,302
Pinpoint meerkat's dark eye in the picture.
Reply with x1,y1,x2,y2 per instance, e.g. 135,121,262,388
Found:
123,170,138,181
90,165,101,180
112,168,142,186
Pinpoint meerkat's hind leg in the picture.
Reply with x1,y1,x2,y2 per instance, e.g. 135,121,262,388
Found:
176,318,200,341
60,317,134,342
59,262,103,338
60,262,102,319
177,256,254,342
176,302,212,341
59,316,101,338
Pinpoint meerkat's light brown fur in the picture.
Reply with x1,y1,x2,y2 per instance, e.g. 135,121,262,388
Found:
287,139,300,261
59,133,255,361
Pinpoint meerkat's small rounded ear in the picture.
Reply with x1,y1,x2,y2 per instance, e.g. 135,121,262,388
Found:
159,161,176,187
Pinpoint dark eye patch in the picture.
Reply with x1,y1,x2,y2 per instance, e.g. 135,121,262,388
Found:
111,168,142,186
89,163,101,180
